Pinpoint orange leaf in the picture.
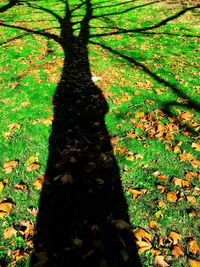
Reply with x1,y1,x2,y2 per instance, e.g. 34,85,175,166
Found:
155,255,169,267
14,183,28,191
128,188,143,200
150,248,161,255
168,231,182,245
149,221,158,229
189,259,200,267
3,160,18,173
188,239,199,255
8,123,21,131
172,244,185,258
137,240,152,253
134,228,152,242
4,227,17,239
27,163,40,172
187,196,196,203
167,192,178,202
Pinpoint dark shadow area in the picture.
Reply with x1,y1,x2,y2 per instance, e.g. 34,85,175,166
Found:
27,1,141,266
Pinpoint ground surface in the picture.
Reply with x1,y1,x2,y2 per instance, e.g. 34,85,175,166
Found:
0,0,200,266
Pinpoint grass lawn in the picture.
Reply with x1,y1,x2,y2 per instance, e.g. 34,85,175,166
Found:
0,0,200,266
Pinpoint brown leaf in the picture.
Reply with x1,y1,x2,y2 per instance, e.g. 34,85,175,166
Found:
167,192,178,202
19,220,34,239
157,174,168,182
134,228,152,242
168,231,182,245
60,174,73,184
171,244,185,258
155,255,169,267
188,239,199,255
188,259,200,267
111,136,120,144
179,153,194,161
14,183,28,191
4,227,17,239
27,163,40,172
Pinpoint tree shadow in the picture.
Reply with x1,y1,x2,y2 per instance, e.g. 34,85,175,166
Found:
26,0,141,266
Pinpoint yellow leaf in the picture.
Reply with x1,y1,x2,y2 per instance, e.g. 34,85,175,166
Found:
73,237,83,247
135,112,145,118
192,142,200,152
8,123,21,131
128,188,143,200
155,255,169,267
4,227,17,239
174,146,181,153
133,228,152,242
189,259,200,267
33,179,43,190
126,155,135,161
158,200,166,208
0,182,4,192
26,156,38,165
0,203,12,214
168,231,182,245
155,210,163,219
134,90,140,95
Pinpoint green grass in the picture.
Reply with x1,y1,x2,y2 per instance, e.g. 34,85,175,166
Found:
0,0,199,266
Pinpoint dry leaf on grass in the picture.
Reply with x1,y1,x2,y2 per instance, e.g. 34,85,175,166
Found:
171,244,185,258
187,239,199,255
27,163,40,172
149,221,158,229
3,160,18,174
188,259,200,267
167,192,178,202
168,231,182,245
134,228,152,242
0,182,4,192
155,255,169,267
4,227,17,239
0,202,12,218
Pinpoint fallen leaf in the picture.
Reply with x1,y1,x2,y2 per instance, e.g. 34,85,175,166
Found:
19,220,34,239
0,182,4,192
157,174,168,182
0,202,12,217
167,192,178,202
158,200,167,208
134,228,152,242
4,227,17,239
172,244,185,258
26,156,38,165
188,239,199,255
3,160,18,173
187,196,196,203
137,240,152,253
155,210,163,219
27,163,40,172
128,188,143,200
8,123,21,131
168,231,182,245
73,237,83,247
150,248,161,255
33,179,43,190
192,142,200,152
155,255,169,267
14,183,28,191
111,219,131,230
149,221,158,229
61,174,73,184
188,259,200,267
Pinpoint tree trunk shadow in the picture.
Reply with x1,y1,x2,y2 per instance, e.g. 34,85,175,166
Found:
30,1,141,266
